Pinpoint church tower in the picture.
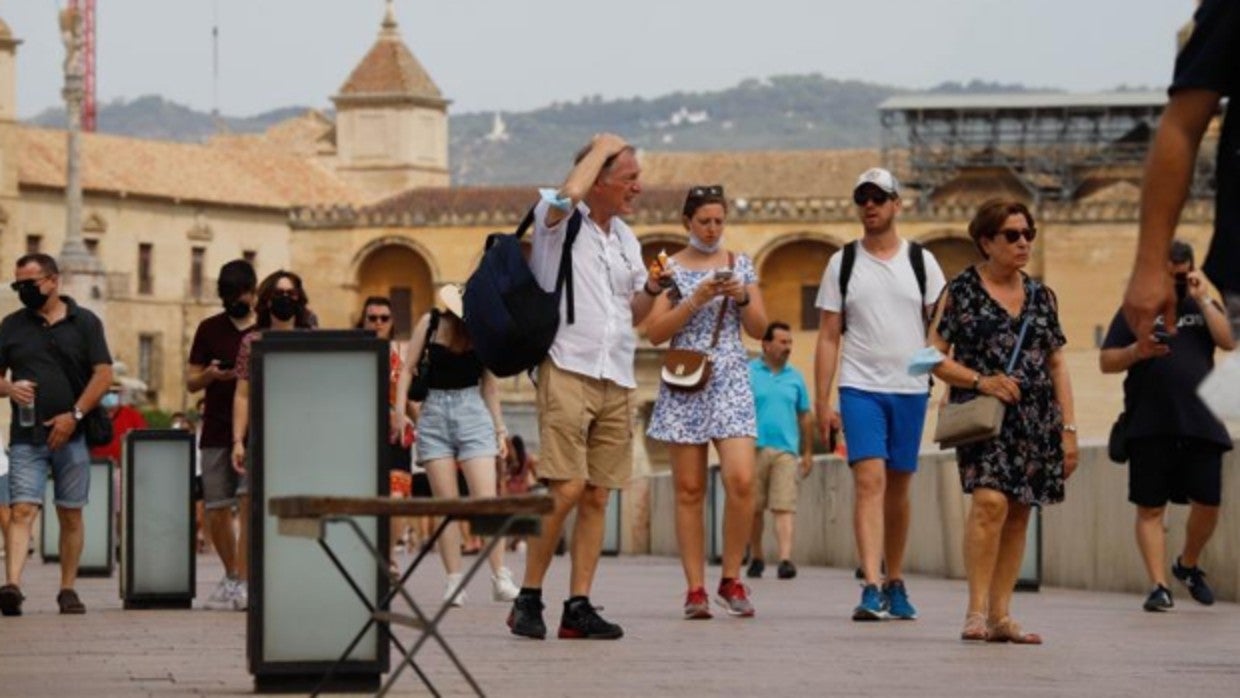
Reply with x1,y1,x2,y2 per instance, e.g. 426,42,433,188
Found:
331,0,450,198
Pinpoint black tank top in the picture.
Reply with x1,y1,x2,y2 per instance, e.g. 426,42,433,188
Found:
426,343,484,389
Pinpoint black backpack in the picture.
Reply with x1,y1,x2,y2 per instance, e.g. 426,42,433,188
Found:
462,207,583,378
839,240,929,333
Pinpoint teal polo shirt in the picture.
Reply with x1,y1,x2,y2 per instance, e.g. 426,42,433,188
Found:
748,357,811,456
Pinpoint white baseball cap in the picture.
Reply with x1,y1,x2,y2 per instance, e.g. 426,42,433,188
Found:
854,167,900,197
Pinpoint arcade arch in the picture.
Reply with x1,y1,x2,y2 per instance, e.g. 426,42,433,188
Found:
920,235,982,281
354,243,435,340
758,237,840,332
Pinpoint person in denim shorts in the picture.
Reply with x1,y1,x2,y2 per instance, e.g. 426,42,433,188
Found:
395,284,519,606
0,253,114,617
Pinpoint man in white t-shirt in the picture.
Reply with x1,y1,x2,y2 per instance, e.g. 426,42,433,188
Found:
813,168,945,622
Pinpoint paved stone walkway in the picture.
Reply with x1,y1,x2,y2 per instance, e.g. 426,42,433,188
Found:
1,548,1238,697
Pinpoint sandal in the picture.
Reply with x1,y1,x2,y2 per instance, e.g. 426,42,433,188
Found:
960,612,988,641
986,616,1042,645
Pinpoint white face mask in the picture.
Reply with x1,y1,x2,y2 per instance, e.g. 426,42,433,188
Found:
688,232,721,254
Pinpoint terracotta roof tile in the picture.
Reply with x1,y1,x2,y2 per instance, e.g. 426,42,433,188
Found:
358,186,687,223
19,127,361,209
337,30,442,100
640,149,890,199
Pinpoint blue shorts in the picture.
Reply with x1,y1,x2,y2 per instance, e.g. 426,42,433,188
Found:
838,388,928,473
8,435,91,508
416,388,498,464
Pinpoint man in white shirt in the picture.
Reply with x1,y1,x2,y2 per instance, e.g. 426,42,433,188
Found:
814,168,946,622
508,134,661,641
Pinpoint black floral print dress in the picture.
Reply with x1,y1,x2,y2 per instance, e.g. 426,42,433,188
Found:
937,266,1067,506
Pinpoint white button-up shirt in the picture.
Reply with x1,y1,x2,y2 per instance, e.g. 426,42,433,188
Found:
529,199,645,388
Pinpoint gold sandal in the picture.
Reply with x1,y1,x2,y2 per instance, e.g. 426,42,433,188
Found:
987,617,1042,645
961,612,988,641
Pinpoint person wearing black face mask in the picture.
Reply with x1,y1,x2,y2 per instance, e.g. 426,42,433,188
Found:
1101,240,1236,613
186,259,257,611
227,270,312,612
0,253,114,616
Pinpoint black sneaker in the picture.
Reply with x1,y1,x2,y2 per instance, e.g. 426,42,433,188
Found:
1172,558,1215,606
1143,584,1173,612
558,598,623,640
507,594,547,639
746,558,765,579
776,560,797,579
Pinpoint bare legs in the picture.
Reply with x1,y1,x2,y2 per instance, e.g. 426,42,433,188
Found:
521,478,612,598
963,487,1032,624
3,503,84,592
1134,501,1219,587
423,457,509,576
669,438,755,589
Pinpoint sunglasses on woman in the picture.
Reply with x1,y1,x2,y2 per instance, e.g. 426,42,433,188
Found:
687,184,724,199
989,227,1037,243
366,314,391,323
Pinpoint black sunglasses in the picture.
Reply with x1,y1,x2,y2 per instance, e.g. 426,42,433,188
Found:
366,314,392,323
9,276,48,292
853,190,891,206
989,227,1037,243
687,184,724,199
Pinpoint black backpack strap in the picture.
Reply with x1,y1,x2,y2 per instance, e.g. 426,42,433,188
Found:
555,210,584,325
908,241,929,326
839,241,857,334
513,207,536,240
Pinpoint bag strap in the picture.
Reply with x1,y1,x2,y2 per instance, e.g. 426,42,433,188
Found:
1005,313,1033,374
417,310,440,370
707,252,735,350
909,241,930,327
839,241,857,334
554,210,584,325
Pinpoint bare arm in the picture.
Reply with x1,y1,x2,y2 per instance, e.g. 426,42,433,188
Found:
231,378,250,473
480,371,509,459
1048,348,1079,478
645,277,725,346
1124,89,1221,343
187,361,236,393
928,295,1022,403
545,133,629,228
1099,342,1170,374
737,282,768,341
813,310,843,441
798,410,814,477
1191,273,1237,350
395,313,432,419
77,363,113,413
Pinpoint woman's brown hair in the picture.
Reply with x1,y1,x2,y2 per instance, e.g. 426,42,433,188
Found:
968,199,1035,259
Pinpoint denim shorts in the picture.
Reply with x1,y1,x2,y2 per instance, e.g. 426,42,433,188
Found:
838,387,928,473
416,388,498,464
8,435,91,508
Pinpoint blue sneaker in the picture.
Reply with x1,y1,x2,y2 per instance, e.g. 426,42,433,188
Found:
852,584,888,621
883,580,918,620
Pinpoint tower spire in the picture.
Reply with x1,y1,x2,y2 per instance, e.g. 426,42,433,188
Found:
381,0,398,36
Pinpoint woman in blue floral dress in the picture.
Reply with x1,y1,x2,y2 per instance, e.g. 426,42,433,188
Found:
928,199,1078,645
646,185,768,620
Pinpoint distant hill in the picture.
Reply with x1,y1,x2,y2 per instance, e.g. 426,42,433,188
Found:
27,76,1045,186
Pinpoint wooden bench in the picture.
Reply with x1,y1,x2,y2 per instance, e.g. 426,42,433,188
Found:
268,494,553,697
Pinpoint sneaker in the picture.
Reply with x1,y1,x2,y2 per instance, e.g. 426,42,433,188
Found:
0,584,24,617
558,598,624,639
57,588,86,615
746,558,765,579
777,560,797,580
230,581,248,611
852,584,889,621
203,577,236,611
684,587,712,620
507,593,547,639
716,579,755,617
883,580,917,620
1143,584,1174,612
491,567,519,602
444,572,467,607
1171,558,1215,606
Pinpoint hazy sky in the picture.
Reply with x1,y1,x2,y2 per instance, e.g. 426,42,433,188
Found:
5,1,1195,119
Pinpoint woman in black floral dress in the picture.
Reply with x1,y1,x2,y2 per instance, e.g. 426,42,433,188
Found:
928,199,1079,644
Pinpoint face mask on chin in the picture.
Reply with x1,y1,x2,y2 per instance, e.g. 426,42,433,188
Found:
687,232,721,254
17,283,49,311
269,295,298,322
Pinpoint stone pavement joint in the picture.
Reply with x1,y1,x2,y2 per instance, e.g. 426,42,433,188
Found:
1,551,1238,696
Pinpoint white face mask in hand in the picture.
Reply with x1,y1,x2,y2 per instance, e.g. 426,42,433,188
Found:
688,232,721,254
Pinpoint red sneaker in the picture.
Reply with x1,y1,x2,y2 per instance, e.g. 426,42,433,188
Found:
684,587,712,620
716,578,755,617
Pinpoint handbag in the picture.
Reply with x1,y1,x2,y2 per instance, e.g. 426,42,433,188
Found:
45,329,114,448
934,313,1032,449
406,309,440,402
661,254,733,393
1107,411,1130,463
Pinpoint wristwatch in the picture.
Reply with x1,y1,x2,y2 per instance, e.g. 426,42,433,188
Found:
1062,424,1078,433
72,406,84,421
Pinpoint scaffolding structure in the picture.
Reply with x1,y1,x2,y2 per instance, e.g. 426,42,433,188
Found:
878,91,1217,203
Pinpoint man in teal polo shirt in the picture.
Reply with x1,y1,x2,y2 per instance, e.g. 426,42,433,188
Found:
747,321,813,579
